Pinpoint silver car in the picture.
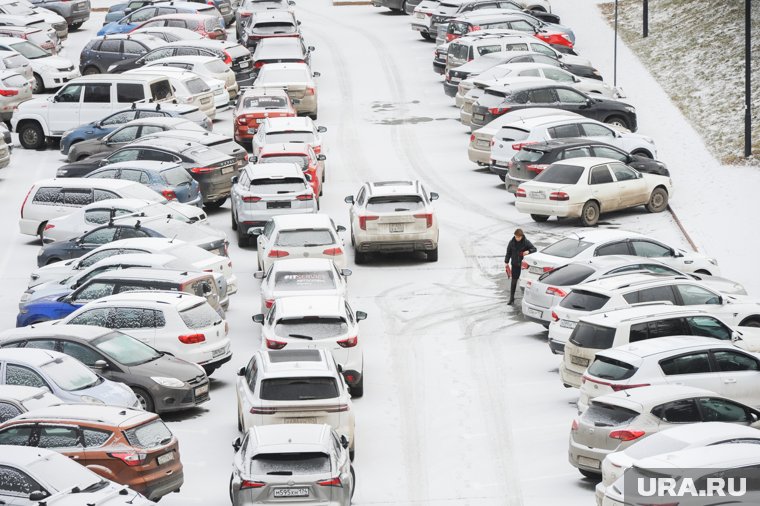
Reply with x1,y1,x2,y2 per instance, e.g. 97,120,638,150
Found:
230,162,317,247
230,424,355,506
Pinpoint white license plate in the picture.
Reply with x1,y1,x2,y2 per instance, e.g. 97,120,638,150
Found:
524,307,542,318
571,356,590,367
529,191,546,199
239,61,250,68
578,456,600,469
449,76,461,83
528,266,543,274
195,384,209,397
157,452,175,466
416,12,424,18
212,345,227,358
476,140,489,148
284,417,317,424
473,114,484,121
389,223,404,233
274,488,309,498
560,320,577,329
222,166,234,174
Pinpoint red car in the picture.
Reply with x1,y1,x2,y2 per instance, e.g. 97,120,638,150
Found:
233,88,296,143
256,142,325,199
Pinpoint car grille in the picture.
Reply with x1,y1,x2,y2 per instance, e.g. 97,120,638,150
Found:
220,4,230,13
450,70,467,80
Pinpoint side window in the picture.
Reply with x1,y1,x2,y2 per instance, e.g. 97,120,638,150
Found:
24,339,57,351
71,282,116,302
81,227,117,245
116,283,163,293
128,7,155,22
116,83,145,103
150,80,173,101
593,146,627,161
0,426,34,445
676,284,722,305
345,302,354,325
94,189,120,202
529,44,555,56
111,307,148,329
542,68,573,82
630,240,672,258
508,19,534,32
106,149,141,164
547,123,581,138
85,209,114,225
263,220,275,239
62,189,93,206
517,68,541,77
629,323,649,343
61,341,103,366
685,316,733,340
99,40,121,53
651,399,701,423
116,227,151,240
527,88,556,103
144,48,175,63
122,40,146,55
32,187,62,204
0,402,22,423
266,303,276,325
37,426,83,449
154,310,166,327
79,250,118,268
698,398,752,423
556,88,587,104
476,45,501,56
595,241,631,256
504,43,529,51
609,162,638,181
582,122,616,138
136,110,167,119
82,428,111,447
5,365,47,388
56,84,83,103
108,126,141,144
647,318,687,339
558,147,592,160
356,187,366,206
589,165,614,185
245,356,257,391
238,171,250,187
0,465,40,498
660,352,712,375
88,168,119,180
623,285,677,305
118,169,143,182
140,309,157,327
101,111,135,125
139,149,179,162
83,84,112,104
713,350,760,372
140,125,164,137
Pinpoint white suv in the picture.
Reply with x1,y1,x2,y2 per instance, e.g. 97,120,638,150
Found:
53,291,232,375
344,180,440,264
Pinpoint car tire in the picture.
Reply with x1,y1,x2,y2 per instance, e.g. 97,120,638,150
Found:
237,402,243,432
237,227,249,248
45,257,61,266
321,169,325,182
82,65,99,75
18,121,45,150
530,214,549,222
350,467,356,499
69,22,83,31
349,446,355,461
350,375,364,398
133,387,155,412
354,250,367,265
32,73,44,94
76,153,89,161
630,149,653,158
645,187,668,213
604,115,629,130
204,197,227,210
231,210,237,231
740,317,760,328
498,174,506,182
426,247,438,262
421,32,434,41
579,468,601,479
229,474,234,504
580,201,599,227
309,112,317,120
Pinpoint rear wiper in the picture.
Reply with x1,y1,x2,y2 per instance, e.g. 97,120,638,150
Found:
288,333,313,340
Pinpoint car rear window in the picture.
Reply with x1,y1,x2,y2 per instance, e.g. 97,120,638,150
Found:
250,452,330,475
366,196,424,213
542,238,593,258
274,317,348,339
533,163,584,184
244,96,287,108
266,131,314,144
587,356,637,381
186,77,210,94
274,271,337,292
569,322,616,349
250,177,306,193
150,79,174,101
3,54,26,69
161,166,194,185
259,377,339,401
559,290,610,311
260,155,308,170
448,43,469,61
498,127,529,142
582,402,639,427
124,419,173,449
3,73,27,88
275,229,334,247
179,302,222,329
539,263,595,286
252,22,296,34
514,147,547,163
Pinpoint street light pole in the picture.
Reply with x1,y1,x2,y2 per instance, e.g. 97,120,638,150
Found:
614,0,618,87
745,0,752,157
642,0,648,37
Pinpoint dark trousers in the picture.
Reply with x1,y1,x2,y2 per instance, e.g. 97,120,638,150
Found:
509,264,521,302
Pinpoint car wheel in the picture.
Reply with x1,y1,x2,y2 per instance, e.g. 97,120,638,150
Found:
32,73,44,94
37,222,47,243
204,197,227,210
69,22,83,31
630,149,653,158
45,257,61,266
237,402,243,432
354,250,367,265
645,187,668,213
349,446,355,461
498,174,506,182
231,210,237,231
19,121,45,150
530,214,549,222
426,247,438,262
316,198,320,211
237,226,249,248
604,115,629,129
350,375,364,398
83,65,99,75
321,169,325,182
580,201,599,227
350,466,356,499
421,32,434,41
229,474,234,504
579,468,601,480
309,112,317,120
741,318,760,328
133,387,155,412
202,364,218,376
76,154,89,161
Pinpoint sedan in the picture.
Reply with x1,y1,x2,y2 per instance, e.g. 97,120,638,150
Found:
232,87,296,143
515,157,673,226
252,62,319,119
256,142,325,199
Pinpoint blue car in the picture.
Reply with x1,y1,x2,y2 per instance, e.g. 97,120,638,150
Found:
16,287,82,327
86,161,203,206
59,103,212,155
104,0,166,24
98,3,220,36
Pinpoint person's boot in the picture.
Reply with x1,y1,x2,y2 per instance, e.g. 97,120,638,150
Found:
508,278,518,305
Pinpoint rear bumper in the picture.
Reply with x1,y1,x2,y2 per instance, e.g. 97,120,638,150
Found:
548,338,565,355
443,80,458,97
515,200,581,218
356,239,436,253
505,174,525,194
520,299,551,324
141,468,184,501
559,362,583,388
433,60,445,75
467,145,490,165
238,205,317,225
411,23,429,33
568,439,613,474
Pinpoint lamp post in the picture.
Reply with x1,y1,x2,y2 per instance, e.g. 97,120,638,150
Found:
613,0,618,87
643,0,648,37
745,0,752,157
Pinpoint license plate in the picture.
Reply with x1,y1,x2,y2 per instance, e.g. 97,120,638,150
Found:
571,356,590,367
524,307,542,318
449,76,461,83
473,114,484,121
529,191,546,199
389,223,404,233
157,452,175,465
284,417,317,424
578,456,600,469
274,488,309,498
528,266,543,274
267,201,291,209
239,61,250,68
212,346,226,358
222,166,234,174
560,320,577,329
201,98,211,104
195,384,209,396
292,98,301,104
416,12,424,18
476,140,488,148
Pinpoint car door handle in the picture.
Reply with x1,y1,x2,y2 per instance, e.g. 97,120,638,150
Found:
69,455,79,460
724,378,737,384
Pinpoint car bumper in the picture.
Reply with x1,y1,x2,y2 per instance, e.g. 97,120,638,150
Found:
505,174,525,193
155,381,211,412
548,322,573,352
238,206,317,226
411,23,429,34
443,80,459,97
293,96,318,115
65,11,90,25
356,238,437,253
568,439,610,474
454,92,467,108
514,200,582,218
548,337,565,355
433,60,445,75
42,69,81,89
141,468,184,501
234,73,254,88
559,362,583,388
521,299,551,324
467,145,490,165
460,108,472,126
19,219,41,237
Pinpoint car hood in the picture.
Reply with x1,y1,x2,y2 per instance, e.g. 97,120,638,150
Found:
58,151,110,171
25,285,71,304
35,8,65,23
71,137,105,151
78,377,137,407
0,14,44,25
557,53,592,67
40,238,83,256
589,96,633,109
129,354,206,383
41,55,75,69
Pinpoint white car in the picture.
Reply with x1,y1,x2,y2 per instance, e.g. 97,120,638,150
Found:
253,214,347,271
253,295,366,396
0,36,77,92
145,55,238,99
0,385,61,422
410,0,440,39
0,446,155,506
344,180,440,264
569,385,760,478
251,116,326,159
579,336,760,413
126,67,216,120
131,26,205,42
235,349,355,456
254,258,351,313
253,62,319,118
548,272,760,348
28,237,237,295
55,291,232,375
42,198,208,243
515,157,673,226
595,422,760,505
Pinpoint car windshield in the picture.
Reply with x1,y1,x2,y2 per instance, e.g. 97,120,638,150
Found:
186,77,210,94
259,68,309,83
244,96,287,109
250,177,306,193
541,238,593,258
93,331,162,366
274,317,348,339
533,163,584,184
260,155,308,170
273,271,337,292
275,229,334,247
259,377,339,401
366,196,424,212
265,131,314,144
250,452,331,476
41,356,100,391
9,40,47,60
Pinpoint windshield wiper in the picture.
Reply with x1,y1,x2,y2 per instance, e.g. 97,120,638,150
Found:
288,334,314,340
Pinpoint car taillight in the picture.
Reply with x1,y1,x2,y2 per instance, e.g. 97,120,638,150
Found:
358,215,378,230
161,189,177,200
511,141,537,151
178,333,205,344
312,145,321,154
108,452,147,467
526,164,548,174
264,299,274,309
515,188,527,198
546,286,566,297
543,266,554,273
426,11,432,16
296,193,313,200
250,406,277,414
20,185,32,218
254,61,265,68
549,191,569,201
240,480,266,489
190,166,215,174
242,196,262,203
469,134,475,143
488,107,509,115
521,261,528,269
0,89,17,96
337,335,357,348
236,117,247,125
267,249,289,258
323,247,343,256
446,33,456,41
305,87,315,96
571,419,578,431
414,213,433,228
239,10,251,17
609,430,646,442
317,477,342,487
44,223,55,230
223,52,232,65
265,338,286,349
551,311,559,322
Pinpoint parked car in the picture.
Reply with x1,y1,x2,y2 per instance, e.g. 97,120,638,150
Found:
127,67,216,119
252,295,366,396
252,116,326,158
250,36,313,76
0,135,10,169
131,13,227,40
230,424,355,506
0,0,65,41
233,87,296,142
0,385,61,422
0,325,210,413
0,48,34,87
26,0,89,29
0,69,31,120
0,347,139,406
230,162,317,247
236,0,295,38
253,62,319,118
137,129,248,170
240,8,299,50
514,157,672,225
104,0,176,23
445,9,574,46
79,33,164,75
85,161,202,206
256,142,325,199
145,54,239,99
0,25,57,54
0,404,184,500
255,258,350,313
428,0,551,36
411,0,441,40
0,36,77,92
97,4,220,36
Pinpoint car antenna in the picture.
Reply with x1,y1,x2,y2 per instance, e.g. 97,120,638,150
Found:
134,220,141,229
169,234,178,243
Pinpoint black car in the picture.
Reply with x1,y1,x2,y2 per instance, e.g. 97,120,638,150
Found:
79,33,165,75
470,83,638,130
504,138,668,192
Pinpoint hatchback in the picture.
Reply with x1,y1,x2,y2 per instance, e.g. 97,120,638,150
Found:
133,13,226,40
233,87,296,142
131,26,205,42
253,62,319,119
241,9,299,50
252,116,326,157
79,33,164,75
0,385,61,422
0,25,57,55
98,4,220,36
145,54,239,99
139,129,249,171
86,161,202,206
250,36,313,76
126,67,216,119
256,143,325,199
0,404,184,500
0,68,30,120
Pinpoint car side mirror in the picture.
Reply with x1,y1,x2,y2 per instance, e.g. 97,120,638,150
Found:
732,330,743,342
317,126,327,133
430,192,439,201
51,94,59,103
297,19,302,25
336,225,346,233
308,45,315,52
231,175,238,184
344,195,354,204
232,437,242,452
585,98,593,106
340,269,352,277
572,75,580,82
92,359,109,371
317,154,326,161
29,491,48,501
253,271,265,279
237,366,245,376
305,173,312,181
252,313,264,324
248,227,264,236
313,71,321,77
355,311,367,321
340,435,349,449
288,0,295,4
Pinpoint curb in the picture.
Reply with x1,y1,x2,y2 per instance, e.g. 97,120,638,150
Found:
667,205,699,253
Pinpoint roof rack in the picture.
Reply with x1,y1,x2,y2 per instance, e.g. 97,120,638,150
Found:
615,275,688,290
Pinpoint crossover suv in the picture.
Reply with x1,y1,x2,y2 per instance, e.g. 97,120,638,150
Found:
79,33,165,75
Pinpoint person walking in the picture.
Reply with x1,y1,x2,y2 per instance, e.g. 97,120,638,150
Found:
504,228,536,305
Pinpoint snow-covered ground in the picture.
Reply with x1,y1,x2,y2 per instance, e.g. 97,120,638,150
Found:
0,1,756,505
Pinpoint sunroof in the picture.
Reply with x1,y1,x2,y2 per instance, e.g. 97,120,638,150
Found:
268,350,322,363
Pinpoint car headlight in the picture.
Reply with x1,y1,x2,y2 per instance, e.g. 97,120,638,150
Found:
709,258,718,266
80,395,105,404
20,291,32,303
151,376,186,388
56,168,68,176
624,106,636,113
